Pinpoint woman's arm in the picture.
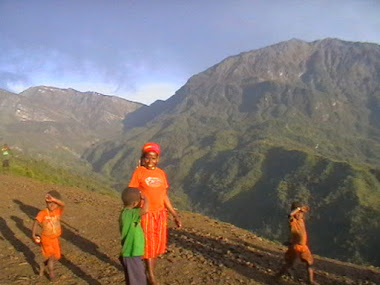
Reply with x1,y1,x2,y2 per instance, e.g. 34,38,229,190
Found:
164,194,182,228
140,194,149,215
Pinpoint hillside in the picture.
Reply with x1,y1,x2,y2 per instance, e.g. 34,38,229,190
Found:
8,150,115,194
83,39,380,266
0,174,379,285
0,86,142,167
120,38,380,166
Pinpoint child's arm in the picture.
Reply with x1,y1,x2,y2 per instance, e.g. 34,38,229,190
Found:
31,220,40,241
289,205,309,217
46,194,65,209
140,194,149,215
164,194,182,228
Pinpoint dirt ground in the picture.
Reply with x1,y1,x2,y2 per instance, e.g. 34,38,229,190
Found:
0,174,379,285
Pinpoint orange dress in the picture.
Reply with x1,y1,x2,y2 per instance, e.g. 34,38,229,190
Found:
285,216,313,265
129,166,168,258
35,208,63,259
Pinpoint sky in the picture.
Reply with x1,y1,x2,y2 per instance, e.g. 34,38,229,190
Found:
1,0,379,105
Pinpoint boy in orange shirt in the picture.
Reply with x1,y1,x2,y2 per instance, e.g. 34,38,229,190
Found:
32,190,65,281
276,201,317,284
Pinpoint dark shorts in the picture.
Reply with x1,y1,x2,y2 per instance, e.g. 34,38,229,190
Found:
120,256,147,285
3,159,9,168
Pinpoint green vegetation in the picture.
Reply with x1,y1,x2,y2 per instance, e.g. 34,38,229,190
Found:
84,122,380,266
4,151,116,196
82,39,380,266
182,145,380,266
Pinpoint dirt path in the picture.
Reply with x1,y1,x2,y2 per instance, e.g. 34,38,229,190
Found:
0,174,379,284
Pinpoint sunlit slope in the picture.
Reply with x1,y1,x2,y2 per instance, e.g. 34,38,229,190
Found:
0,174,379,284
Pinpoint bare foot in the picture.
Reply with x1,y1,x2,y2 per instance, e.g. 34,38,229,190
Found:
147,277,159,285
48,270,58,282
38,262,46,277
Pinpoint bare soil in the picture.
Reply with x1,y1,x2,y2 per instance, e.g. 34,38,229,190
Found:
0,174,379,285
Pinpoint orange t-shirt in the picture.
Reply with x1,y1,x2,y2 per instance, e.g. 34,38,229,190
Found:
289,216,307,246
128,166,169,212
36,208,63,238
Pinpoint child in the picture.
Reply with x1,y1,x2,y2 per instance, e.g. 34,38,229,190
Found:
1,143,11,171
276,201,317,284
120,187,149,285
32,190,65,281
128,142,182,285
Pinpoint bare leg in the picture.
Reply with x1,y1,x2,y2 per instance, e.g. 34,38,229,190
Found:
39,260,47,277
307,265,317,284
47,256,57,281
145,258,159,285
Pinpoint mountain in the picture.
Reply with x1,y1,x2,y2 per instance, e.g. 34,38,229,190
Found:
1,174,379,284
84,38,380,266
0,86,142,167
122,38,380,165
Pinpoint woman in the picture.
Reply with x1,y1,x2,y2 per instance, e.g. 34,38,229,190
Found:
128,142,182,285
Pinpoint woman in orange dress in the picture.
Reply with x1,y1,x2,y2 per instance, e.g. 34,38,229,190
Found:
128,142,182,285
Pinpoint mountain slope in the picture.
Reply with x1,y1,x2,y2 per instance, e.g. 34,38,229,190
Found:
1,174,379,285
84,38,380,266
0,86,142,167
122,38,380,165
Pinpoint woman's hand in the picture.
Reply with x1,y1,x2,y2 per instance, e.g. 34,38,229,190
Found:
173,214,182,228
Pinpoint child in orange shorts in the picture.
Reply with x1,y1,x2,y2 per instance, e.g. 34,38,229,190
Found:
32,190,65,281
276,201,317,284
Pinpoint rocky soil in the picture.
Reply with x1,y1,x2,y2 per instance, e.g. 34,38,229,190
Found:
0,174,379,285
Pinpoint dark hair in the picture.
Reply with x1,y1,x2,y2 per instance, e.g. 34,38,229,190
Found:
291,201,302,210
47,190,61,200
121,187,140,206
139,154,145,166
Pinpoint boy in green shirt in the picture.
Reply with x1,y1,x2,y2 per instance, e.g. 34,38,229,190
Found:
120,187,148,285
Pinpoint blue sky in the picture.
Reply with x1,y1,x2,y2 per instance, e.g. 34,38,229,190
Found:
1,0,379,105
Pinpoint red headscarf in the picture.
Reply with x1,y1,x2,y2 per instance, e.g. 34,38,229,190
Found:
142,142,161,155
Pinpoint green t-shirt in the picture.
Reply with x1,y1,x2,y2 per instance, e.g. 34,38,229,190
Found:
120,208,144,257
2,148,9,157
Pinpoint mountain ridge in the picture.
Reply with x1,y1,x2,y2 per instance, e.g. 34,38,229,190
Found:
0,86,143,169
